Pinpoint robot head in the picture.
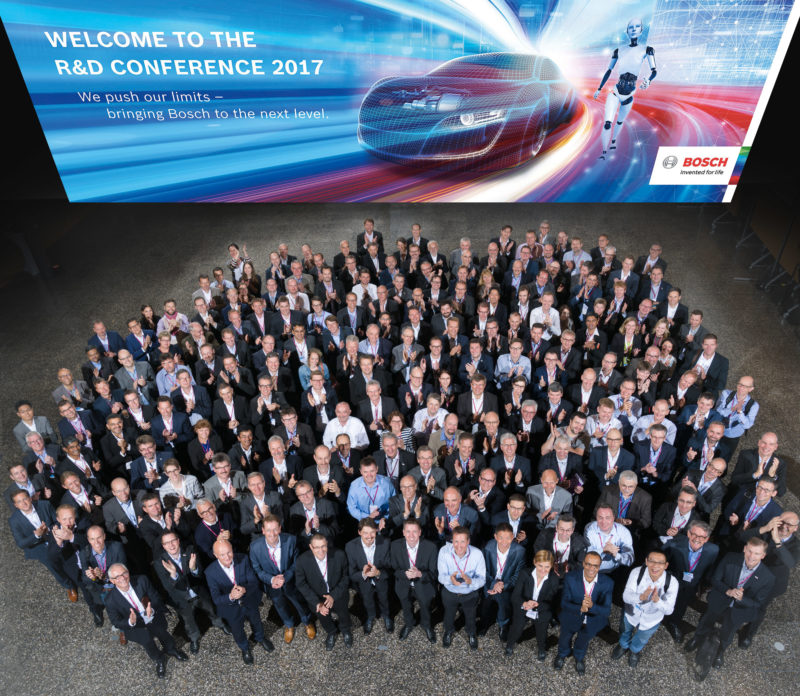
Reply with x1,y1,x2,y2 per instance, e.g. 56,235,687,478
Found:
626,18,644,41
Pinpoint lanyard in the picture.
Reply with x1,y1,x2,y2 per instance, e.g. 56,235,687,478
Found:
618,495,632,519
687,547,703,572
365,483,379,506
452,550,471,577
496,552,507,577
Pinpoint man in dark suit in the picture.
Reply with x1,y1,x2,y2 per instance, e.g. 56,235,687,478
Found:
554,552,613,674
534,514,588,577
387,475,431,539
433,487,481,544
212,384,251,449
153,530,226,652
79,525,128,627
651,488,701,550
345,518,393,634
633,245,667,276
687,334,729,398
296,533,353,650
56,400,100,451
138,491,191,552
728,432,786,499
356,219,384,256
171,371,213,421
238,471,284,541
662,520,719,643
88,321,126,358
249,515,316,644
635,266,672,307
684,538,774,668
587,429,635,487
715,477,782,549
151,398,193,463
632,425,677,502
677,310,709,364
106,563,188,677
205,539,275,664
373,433,415,490
478,523,525,640
594,473,652,536
8,490,73,592
456,375,498,431
673,459,727,522
739,511,800,645
129,435,171,491
490,433,533,496
390,518,439,642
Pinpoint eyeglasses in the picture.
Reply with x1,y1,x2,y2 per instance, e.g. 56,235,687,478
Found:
108,571,130,580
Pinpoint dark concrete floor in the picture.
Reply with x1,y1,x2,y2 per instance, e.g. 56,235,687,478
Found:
1,203,798,695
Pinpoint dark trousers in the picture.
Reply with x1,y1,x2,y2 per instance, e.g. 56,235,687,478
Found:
506,608,551,651
224,599,266,650
128,614,177,662
269,583,312,627
175,588,223,641
354,577,390,619
395,581,435,629
663,581,697,629
479,588,513,628
29,546,73,589
557,615,602,660
441,588,479,635
313,592,352,635
695,604,744,652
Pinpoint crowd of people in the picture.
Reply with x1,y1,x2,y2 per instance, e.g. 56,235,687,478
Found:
6,221,798,679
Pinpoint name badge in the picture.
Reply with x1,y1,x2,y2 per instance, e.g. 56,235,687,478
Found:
682,572,694,583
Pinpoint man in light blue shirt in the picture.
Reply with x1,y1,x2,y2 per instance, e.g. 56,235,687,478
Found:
494,339,532,389
584,504,634,575
346,457,394,528
716,377,759,453
437,527,486,649
155,354,194,397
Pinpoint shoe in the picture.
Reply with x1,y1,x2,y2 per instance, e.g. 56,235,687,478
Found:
665,623,683,644
168,649,189,662
284,627,295,644
684,636,699,653
342,631,353,647
241,648,254,665
67,588,78,603
383,617,395,633
258,638,275,653
468,634,478,650
504,645,514,657
189,640,200,654
738,635,752,649
498,625,509,642
442,631,453,648
611,644,627,660
424,627,436,643
537,649,547,661
575,659,586,675
92,611,104,628
363,618,374,635
399,624,414,640
628,652,640,668
156,658,166,678
553,656,565,670
325,632,337,651
477,624,488,637
220,623,232,636
712,650,724,669
119,632,127,646
305,623,316,640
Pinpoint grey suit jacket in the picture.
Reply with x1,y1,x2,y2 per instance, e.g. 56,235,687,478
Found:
391,342,426,374
51,381,93,405
102,494,143,541
407,465,447,501
114,361,158,401
203,471,248,505
13,417,58,452
525,484,573,528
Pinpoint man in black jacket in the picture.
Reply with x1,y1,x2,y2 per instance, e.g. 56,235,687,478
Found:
345,518,393,634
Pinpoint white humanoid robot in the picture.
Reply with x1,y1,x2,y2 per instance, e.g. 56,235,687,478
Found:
593,18,657,159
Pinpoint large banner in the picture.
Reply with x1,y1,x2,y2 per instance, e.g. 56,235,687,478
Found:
2,1,796,202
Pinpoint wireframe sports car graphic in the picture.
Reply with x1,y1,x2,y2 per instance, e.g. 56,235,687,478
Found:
358,52,578,170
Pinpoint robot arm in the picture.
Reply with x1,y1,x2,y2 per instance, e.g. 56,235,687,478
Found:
594,49,618,100
640,47,657,90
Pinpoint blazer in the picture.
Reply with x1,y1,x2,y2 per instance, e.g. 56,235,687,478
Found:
9,499,58,557
588,447,635,486
390,537,439,591
482,539,525,593
238,491,285,539
652,501,700,539
102,495,142,541
407,465,448,502
56,410,99,444
374,450,416,484
729,449,787,498
632,439,677,487
510,568,561,620
456,391,499,432
356,397,399,430
296,548,350,608
432,502,481,542
129,452,171,491
663,538,719,588
533,529,588,574
387,494,430,538
688,351,729,398
124,331,157,361
537,452,584,484
717,491,782,539
171,385,213,420
677,469,726,521
211,396,250,446
150,411,193,450
594,485,652,532
13,417,58,453
706,552,775,624
249,532,300,594
205,553,263,618
152,543,207,606
490,454,533,491
105,574,168,638
525,485,573,529
560,569,613,634
288,498,340,549
115,361,157,400
79,540,127,591
605,269,640,299
345,536,392,586
203,471,248,506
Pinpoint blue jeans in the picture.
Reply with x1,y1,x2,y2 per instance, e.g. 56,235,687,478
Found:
619,614,660,653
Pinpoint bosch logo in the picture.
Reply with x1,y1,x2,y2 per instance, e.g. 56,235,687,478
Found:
683,157,729,168
662,156,678,169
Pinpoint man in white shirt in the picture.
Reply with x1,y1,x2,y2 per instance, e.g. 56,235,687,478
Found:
584,505,634,576
322,403,369,450
612,550,677,667
529,291,561,340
